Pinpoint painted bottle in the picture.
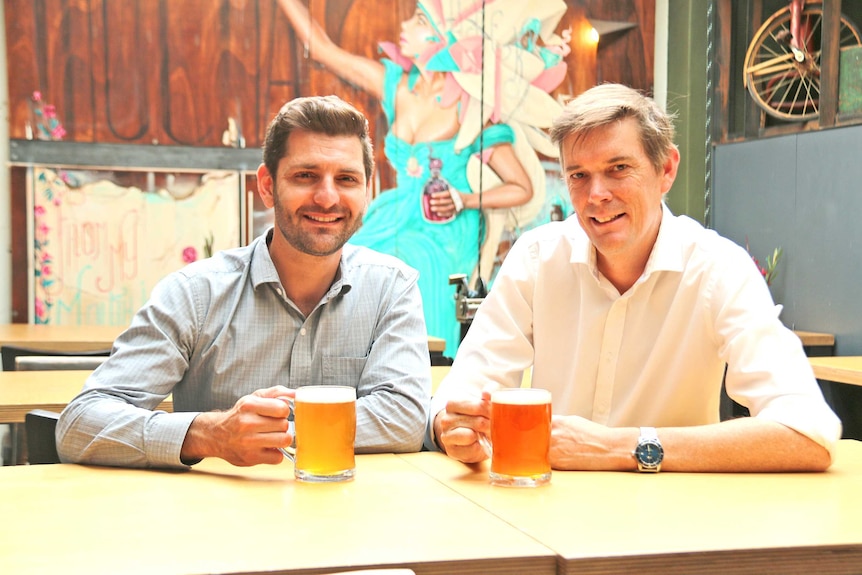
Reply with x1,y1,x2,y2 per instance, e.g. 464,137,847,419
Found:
422,155,453,223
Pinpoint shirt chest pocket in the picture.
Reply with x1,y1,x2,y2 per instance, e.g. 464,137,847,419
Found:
321,356,367,386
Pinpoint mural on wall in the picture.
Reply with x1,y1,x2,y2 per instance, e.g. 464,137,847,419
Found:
32,168,241,325
7,0,655,340
278,0,574,354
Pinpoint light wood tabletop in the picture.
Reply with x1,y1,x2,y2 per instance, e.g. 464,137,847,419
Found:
400,440,862,575
1,323,448,356
809,356,862,387
0,323,123,352
0,370,173,423
0,454,555,575
426,335,446,354
793,330,835,348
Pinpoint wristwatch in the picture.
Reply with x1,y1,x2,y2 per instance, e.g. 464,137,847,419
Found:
633,427,663,472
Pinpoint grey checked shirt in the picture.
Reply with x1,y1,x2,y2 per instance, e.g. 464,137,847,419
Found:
57,229,431,468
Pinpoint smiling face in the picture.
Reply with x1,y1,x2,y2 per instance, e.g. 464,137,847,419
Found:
258,129,370,259
562,117,679,284
399,6,438,59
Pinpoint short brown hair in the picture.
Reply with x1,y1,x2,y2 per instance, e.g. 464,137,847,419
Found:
550,83,677,172
263,95,374,181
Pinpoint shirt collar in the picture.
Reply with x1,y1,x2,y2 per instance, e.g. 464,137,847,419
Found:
249,227,353,298
570,202,684,279
644,203,685,275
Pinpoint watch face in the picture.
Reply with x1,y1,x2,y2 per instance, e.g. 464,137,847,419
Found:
636,440,663,468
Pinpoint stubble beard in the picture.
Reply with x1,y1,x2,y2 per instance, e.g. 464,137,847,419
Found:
274,202,364,257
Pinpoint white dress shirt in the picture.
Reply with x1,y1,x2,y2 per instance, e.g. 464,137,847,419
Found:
429,205,841,454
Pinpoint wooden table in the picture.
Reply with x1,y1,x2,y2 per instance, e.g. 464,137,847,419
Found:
0,323,123,352
1,323,448,357
401,440,862,575
0,370,173,423
0,454,555,575
793,330,835,348
809,356,862,387
426,335,446,354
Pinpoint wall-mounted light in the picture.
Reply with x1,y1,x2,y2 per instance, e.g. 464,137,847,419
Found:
586,19,638,44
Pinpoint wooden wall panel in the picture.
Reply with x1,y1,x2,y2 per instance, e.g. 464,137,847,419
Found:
6,0,655,324
587,0,654,89
553,3,597,99
5,0,655,148
5,0,43,139
103,0,155,142
258,0,301,143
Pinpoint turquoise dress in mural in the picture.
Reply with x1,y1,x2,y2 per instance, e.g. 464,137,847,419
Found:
350,60,515,356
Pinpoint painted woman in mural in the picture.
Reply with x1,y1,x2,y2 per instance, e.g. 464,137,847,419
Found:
278,0,570,354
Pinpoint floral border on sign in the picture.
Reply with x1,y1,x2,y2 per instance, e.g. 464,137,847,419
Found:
32,170,71,323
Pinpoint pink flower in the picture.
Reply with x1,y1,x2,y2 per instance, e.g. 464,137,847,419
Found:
34,205,46,216
51,124,66,139
182,246,198,263
41,265,51,276
406,156,423,178
32,91,42,102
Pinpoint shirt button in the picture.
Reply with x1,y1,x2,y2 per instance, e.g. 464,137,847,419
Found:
300,328,307,336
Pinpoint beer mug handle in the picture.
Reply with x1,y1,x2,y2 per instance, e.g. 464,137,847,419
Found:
478,432,492,458
278,398,297,462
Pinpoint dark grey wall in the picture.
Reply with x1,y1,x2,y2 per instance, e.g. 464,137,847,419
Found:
714,125,862,351
713,124,862,437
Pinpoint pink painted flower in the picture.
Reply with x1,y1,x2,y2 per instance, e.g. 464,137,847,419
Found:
32,91,42,102
34,205,46,217
406,156,423,178
34,298,45,319
182,246,198,263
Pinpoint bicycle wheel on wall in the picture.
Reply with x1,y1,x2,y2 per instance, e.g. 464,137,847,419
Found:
743,3,862,121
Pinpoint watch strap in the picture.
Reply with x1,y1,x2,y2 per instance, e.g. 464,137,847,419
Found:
639,426,659,442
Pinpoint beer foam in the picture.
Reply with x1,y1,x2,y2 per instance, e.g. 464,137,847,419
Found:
295,386,356,403
491,388,551,405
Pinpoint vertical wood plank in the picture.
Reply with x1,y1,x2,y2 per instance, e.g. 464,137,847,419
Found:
819,0,842,128
102,0,153,142
743,0,764,139
10,168,29,322
4,0,40,139
713,0,732,143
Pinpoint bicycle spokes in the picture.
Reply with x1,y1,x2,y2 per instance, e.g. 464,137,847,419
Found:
743,3,862,121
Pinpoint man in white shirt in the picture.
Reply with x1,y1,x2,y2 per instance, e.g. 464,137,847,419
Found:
429,83,841,472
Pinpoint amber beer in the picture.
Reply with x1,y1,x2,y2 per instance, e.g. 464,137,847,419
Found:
489,388,552,487
293,386,356,482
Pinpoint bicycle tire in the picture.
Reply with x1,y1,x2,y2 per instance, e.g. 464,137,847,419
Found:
743,3,862,121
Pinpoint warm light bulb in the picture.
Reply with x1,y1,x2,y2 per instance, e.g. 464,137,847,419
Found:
589,27,600,44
